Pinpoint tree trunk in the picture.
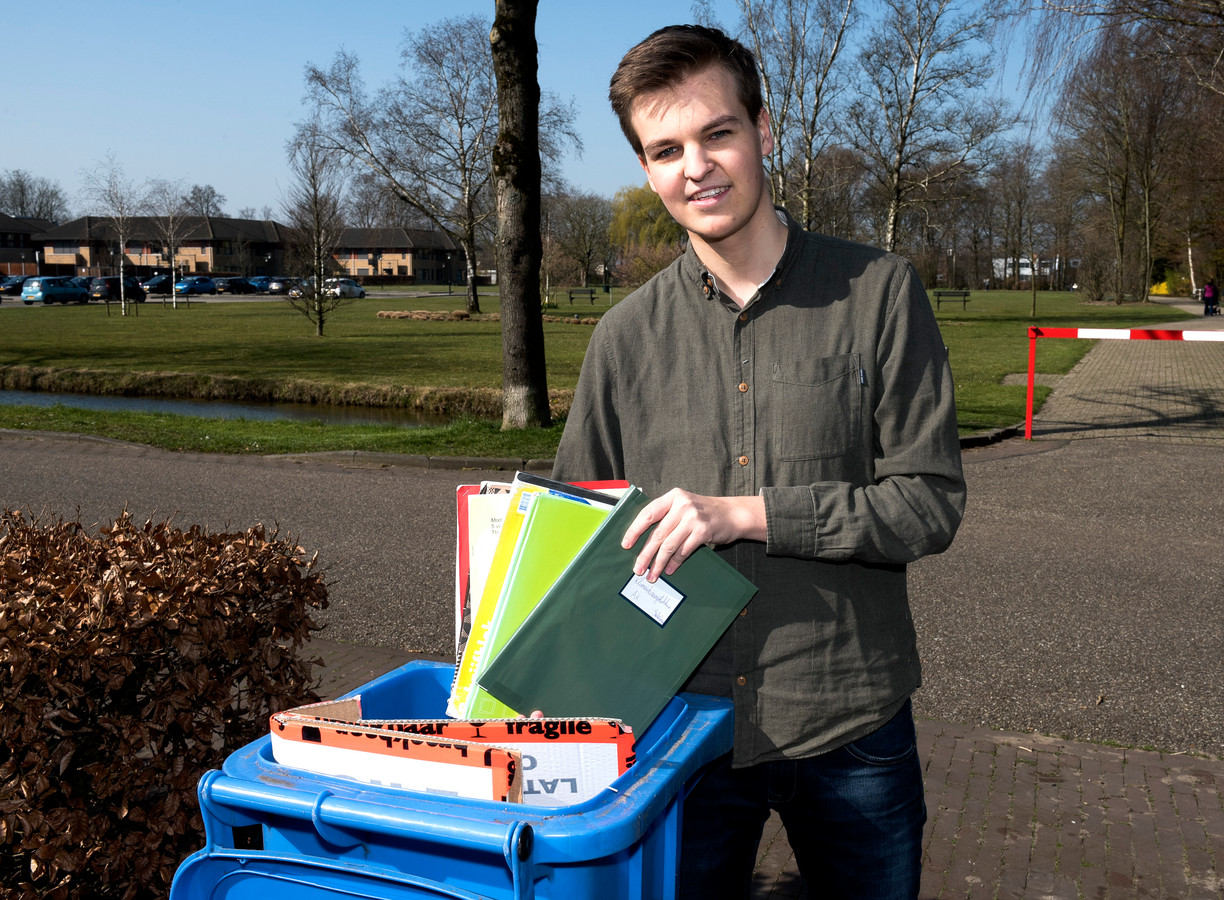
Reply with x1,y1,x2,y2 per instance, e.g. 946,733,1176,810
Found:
461,229,482,315
1029,236,1038,318
1187,232,1197,297
491,0,551,430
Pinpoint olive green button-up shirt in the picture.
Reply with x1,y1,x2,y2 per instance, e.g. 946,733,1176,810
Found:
552,213,965,766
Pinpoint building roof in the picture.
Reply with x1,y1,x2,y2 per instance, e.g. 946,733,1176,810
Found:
339,227,459,251
0,212,50,235
34,215,288,244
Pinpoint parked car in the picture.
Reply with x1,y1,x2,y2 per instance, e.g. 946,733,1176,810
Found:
266,276,301,295
174,276,218,296
141,274,174,295
21,276,89,305
324,277,366,299
89,276,147,303
1,275,32,295
246,276,272,293
215,277,256,294
69,275,93,293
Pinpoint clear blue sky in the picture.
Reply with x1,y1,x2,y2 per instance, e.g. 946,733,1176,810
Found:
3,0,1025,220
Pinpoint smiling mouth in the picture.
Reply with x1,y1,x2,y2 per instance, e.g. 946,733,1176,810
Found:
689,186,729,202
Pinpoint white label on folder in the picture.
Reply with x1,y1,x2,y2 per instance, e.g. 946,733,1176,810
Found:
621,573,685,625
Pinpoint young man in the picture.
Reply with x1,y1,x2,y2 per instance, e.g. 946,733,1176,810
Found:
551,25,966,899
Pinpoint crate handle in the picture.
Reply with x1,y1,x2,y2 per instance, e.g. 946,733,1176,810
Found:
175,848,498,898
503,821,535,900
201,771,524,858
311,790,362,849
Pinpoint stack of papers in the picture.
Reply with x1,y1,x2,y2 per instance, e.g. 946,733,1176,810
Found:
453,473,759,734
451,473,625,719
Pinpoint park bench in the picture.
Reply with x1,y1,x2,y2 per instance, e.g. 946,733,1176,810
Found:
933,289,971,310
567,288,598,304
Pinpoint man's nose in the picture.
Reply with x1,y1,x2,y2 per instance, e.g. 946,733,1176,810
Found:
684,145,714,181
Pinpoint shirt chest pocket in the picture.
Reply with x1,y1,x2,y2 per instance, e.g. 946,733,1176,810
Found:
772,353,863,461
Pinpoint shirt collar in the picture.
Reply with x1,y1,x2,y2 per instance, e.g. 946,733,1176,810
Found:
686,207,803,306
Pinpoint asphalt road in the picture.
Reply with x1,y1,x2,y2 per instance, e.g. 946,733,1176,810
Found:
2,429,1221,759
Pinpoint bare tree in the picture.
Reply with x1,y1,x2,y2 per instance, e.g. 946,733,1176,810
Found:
802,145,871,239
182,184,226,217
281,119,349,337
304,15,579,317
146,178,192,309
1031,1,1224,97
990,141,1043,291
1037,145,1090,292
346,171,432,229
990,142,1061,314
491,0,551,429
1056,40,1133,304
843,0,1013,252
1127,27,1198,300
305,17,498,315
699,0,859,230
80,153,147,317
0,169,71,222
551,192,613,288
1052,23,1193,302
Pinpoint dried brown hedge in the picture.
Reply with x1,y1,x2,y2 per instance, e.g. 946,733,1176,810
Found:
0,510,329,899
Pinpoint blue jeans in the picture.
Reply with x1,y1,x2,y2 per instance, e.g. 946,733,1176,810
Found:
679,700,925,900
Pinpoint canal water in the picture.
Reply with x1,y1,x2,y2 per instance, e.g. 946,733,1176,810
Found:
0,390,448,428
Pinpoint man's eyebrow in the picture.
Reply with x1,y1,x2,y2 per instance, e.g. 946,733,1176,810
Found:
641,114,742,157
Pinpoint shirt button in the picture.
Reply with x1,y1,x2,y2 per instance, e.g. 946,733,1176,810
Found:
738,382,748,393
736,675,747,686
737,455,749,466
739,607,748,617
738,312,748,322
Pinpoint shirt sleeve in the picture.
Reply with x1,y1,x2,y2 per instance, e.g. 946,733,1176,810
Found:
760,262,966,565
552,321,626,484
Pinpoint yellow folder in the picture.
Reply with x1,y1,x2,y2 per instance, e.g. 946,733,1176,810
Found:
464,494,611,719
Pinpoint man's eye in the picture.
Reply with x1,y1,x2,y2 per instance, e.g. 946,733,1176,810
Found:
655,147,678,160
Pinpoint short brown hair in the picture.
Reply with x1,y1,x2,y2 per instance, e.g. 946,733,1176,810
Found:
609,24,764,156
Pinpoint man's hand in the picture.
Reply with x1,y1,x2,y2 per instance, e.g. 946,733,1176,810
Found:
622,489,766,582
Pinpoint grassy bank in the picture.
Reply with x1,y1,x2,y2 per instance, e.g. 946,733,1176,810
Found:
0,289,1196,457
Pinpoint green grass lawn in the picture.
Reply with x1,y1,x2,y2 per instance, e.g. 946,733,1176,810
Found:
0,289,1197,457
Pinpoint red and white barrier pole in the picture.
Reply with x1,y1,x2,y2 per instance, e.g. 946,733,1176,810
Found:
1024,326,1224,439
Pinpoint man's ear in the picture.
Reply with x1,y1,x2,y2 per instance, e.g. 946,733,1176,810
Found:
757,108,775,157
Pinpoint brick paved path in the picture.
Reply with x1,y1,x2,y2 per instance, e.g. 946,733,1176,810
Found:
312,635,1224,900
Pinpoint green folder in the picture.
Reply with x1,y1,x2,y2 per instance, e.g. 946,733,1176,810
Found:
464,493,611,719
477,487,759,734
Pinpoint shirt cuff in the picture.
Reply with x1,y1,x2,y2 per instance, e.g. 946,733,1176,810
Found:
760,485,819,558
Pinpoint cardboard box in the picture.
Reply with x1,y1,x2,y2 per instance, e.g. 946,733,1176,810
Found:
269,696,635,806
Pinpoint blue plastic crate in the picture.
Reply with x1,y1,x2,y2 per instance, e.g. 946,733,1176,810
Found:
170,660,733,900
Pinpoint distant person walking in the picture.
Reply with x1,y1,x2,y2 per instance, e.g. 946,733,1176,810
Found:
1204,278,1219,316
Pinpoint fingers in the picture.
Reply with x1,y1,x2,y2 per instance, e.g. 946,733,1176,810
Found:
620,495,667,551
623,490,711,582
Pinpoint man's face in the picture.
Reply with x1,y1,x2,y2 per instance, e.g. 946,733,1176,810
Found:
631,65,774,250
